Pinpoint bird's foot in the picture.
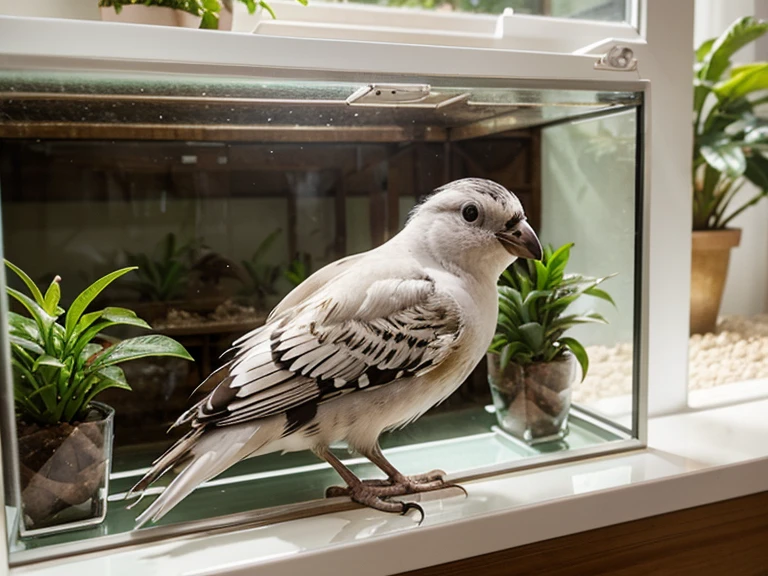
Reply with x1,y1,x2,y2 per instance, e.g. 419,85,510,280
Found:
342,483,426,524
325,469,465,499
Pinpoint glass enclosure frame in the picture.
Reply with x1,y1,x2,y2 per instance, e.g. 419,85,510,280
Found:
0,56,650,565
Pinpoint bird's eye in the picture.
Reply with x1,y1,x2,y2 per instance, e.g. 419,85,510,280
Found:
462,204,479,223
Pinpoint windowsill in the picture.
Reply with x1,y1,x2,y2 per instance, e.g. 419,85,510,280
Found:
11,392,768,576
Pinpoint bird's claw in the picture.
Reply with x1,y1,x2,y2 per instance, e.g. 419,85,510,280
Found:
336,482,427,523
400,501,425,524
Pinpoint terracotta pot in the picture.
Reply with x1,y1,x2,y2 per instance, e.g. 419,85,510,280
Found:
487,352,578,445
690,229,741,335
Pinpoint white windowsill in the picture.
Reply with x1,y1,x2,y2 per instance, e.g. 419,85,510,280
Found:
11,391,768,576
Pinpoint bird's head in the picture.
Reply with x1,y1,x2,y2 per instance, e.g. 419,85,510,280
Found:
402,178,542,280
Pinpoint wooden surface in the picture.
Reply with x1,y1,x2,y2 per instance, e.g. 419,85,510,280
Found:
399,491,768,576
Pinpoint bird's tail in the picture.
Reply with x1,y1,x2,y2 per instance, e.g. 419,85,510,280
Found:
129,423,271,529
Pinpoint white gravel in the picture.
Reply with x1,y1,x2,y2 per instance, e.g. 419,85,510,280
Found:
572,315,768,403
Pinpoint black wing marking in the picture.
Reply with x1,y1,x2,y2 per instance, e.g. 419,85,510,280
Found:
175,276,463,431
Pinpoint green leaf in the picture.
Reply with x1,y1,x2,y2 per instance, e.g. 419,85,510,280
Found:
534,260,549,291
42,276,62,316
87,334,193,371
517,322,544,354
77,367,131,418
560,337,589,381
714,62,768,102
32,354,65,372
695,37,716,63
202,0,221,11
8,311,42,343
745,153,768,190
700,141,747,177
7,287,56,338
70,310,105,343
65,267,137,340
4,260,45,308
584,287,617,307
101,307,150,329
259,0,277,19
200,11,219,28
9,335,45,356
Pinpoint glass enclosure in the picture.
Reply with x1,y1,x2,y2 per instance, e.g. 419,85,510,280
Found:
0,68,645,562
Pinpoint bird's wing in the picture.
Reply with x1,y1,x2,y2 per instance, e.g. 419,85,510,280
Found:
267,252,367,321
178,265,463,429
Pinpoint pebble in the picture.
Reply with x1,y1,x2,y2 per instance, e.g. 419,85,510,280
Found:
573,314,768,403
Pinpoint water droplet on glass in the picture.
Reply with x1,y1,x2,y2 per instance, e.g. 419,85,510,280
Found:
354,113,359,117
159,115,163,119
267,117,272,122
202,92,207,96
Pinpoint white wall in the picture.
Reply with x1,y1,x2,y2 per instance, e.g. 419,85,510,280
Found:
695,0,768,317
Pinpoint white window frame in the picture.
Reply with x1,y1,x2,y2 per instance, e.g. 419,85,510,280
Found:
236,0,643,53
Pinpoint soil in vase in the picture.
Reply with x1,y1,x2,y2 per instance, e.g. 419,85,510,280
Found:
16,403,114,533
487,353,578,444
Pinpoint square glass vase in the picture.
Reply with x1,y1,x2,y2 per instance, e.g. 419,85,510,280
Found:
16,402,114,537
487,352,578,445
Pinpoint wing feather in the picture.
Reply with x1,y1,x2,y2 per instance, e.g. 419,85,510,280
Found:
184,270,463,430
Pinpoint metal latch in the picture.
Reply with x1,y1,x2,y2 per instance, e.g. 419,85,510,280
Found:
594,45,638,72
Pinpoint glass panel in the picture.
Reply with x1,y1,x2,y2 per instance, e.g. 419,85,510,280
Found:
329,0,629,20
541,109,638,420
0,69,642,560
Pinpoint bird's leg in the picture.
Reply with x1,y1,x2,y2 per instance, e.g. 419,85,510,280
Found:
314,447,424,522
325,444,466,499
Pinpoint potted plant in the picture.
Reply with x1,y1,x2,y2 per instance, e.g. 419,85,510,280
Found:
285,253,312,289
98,0,306,30
5,260,192,535
691,16,768,334
487,243,614,444
238,228,283,311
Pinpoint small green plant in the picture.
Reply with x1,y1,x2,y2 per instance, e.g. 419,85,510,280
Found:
99,0,307,27
488,243,614,380
693,16,768,230
5,261,193,426
284,255,311,288
124,233,193,302
239,229,282,305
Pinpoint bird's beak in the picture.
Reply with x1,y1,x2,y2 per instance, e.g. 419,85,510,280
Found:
496,220,543,260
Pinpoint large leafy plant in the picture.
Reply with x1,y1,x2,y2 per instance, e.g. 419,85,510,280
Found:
489,243,614,379
5,261,193,426
99,0,307,27
693,16,768,230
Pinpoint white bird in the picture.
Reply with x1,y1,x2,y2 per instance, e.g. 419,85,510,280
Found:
129,178,542,526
